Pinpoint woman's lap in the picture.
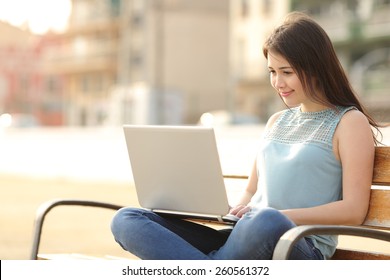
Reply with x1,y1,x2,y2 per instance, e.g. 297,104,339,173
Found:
111,207,323,260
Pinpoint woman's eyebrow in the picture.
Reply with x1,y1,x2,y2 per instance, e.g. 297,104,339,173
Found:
268,66,293,70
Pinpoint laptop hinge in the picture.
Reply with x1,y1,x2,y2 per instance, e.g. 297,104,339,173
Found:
217,216,223,223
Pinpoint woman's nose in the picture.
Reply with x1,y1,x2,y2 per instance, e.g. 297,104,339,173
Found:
274,75,285,89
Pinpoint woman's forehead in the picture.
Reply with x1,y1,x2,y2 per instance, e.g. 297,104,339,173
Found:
267,52,292,68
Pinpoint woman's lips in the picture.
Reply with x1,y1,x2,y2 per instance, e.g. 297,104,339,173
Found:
280,91,293,98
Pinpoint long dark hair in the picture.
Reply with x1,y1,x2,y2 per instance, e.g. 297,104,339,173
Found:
263,12,382,144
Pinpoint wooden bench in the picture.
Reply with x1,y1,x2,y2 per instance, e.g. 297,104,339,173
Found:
273,146,390,260
30,147,390,260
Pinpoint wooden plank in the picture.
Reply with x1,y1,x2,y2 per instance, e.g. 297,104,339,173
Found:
38,253,138,260
363,188,390,228
332,248,390,260
372,146,390,186
38,253,107,260
223,174,249,180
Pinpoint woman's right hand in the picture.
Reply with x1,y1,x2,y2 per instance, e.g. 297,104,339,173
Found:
229,205,251,218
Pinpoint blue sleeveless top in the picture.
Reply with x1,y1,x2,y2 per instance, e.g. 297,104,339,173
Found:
250,106,355,259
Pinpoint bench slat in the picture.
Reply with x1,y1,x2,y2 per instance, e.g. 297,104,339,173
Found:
332,248,390,260
363,188,390,229
372,146,390,185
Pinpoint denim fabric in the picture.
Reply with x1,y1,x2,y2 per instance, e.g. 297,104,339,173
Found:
111,207,324,260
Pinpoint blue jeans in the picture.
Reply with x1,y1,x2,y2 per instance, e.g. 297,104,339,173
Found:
111,207,324,260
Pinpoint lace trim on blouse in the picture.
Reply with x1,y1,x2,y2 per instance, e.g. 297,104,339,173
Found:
264,106,355,151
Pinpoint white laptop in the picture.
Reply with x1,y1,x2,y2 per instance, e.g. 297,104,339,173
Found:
123,125,239,224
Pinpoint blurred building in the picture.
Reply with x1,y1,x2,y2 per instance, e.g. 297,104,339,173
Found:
232,0,390,122
41,0,230,126
5,0,387,126
0,22,36,115
41,0,120,126
0,21,64,126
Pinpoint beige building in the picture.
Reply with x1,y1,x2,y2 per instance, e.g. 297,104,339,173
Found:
42,0,230,126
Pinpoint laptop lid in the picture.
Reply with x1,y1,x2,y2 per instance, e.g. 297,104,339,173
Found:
123,125,230,217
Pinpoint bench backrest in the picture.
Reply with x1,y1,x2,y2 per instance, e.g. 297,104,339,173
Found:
332,146,390,260
363,146,390,229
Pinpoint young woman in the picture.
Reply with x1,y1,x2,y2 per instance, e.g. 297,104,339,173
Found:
111,12,381,260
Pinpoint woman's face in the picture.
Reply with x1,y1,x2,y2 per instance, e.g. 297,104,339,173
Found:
267,51,324,112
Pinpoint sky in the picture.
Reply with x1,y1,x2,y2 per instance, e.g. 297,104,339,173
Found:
0,0,72,34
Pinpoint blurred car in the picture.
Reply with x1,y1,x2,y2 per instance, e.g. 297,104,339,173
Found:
0,113,40,128
199,110,260,127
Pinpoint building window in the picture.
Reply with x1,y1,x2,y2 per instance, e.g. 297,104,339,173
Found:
19,75,29,94
262,0,272,16
241,0,249,18
81,74,103,95
81,75,89,93
377,0,390,6
110,0,121,17
132,13,143,27
45,76,60,94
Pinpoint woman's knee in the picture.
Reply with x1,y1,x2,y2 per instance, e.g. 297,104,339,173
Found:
111,207,148,236
245,207,295,236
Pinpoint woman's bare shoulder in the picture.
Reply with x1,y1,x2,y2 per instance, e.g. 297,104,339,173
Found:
336,109,374,152
338,109,371,134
